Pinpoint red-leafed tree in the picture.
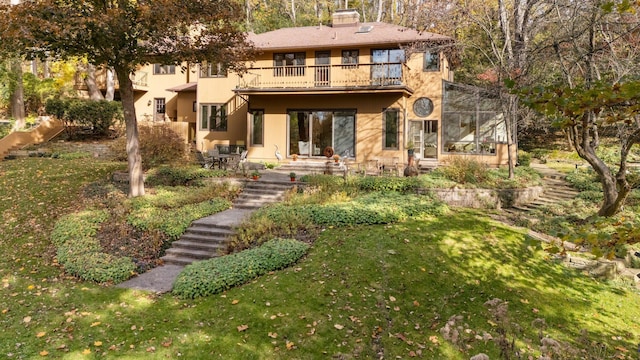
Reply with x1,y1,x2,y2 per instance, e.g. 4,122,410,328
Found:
0,0,255,196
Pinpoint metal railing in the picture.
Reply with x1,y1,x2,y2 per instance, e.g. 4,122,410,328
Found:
237,63,407,90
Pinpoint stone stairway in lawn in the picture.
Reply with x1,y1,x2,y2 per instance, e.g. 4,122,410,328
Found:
504,162,580,217
159,172,296,266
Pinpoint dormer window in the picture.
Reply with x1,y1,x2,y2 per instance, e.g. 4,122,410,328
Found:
424,51,440,72
153,64,176,75
200,62,227,78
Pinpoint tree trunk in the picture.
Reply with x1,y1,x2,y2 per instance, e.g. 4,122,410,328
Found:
105,68,115,101
376,0,384,22
85,63,105,100
10,57,25,130
115,67,145,197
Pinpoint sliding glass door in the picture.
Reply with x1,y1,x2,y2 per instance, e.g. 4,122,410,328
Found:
288,110,355,158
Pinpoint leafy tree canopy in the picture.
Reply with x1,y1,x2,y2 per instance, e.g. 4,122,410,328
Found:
0,0,255,197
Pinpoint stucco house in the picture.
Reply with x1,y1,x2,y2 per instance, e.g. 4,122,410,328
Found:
131,10,508,168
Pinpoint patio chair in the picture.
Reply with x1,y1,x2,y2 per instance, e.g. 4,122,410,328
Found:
381,157,400,176
195,150,216,169
362,159,380,176
224,150,249,175
207,148,221,169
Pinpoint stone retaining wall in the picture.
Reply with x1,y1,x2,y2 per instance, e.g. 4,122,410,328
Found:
420,186,544,209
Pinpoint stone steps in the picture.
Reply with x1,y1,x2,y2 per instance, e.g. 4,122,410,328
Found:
506,165,580,221
160,174,295,266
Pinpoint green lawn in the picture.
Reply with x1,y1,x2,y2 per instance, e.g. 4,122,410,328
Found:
1,157,639,359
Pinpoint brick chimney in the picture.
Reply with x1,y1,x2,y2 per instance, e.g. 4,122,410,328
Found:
332,9,360,27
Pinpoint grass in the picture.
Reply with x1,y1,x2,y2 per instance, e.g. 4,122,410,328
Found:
1,156,640,358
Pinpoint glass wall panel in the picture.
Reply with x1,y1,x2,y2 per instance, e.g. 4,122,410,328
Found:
250,110,264,146
442,82,505,154
288,110,355,157
334,112,355,157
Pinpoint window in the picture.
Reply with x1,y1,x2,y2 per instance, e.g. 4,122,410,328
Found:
424,51,440,72
288,110,355,157
250,110,264,146
341,50,359,66
200,62,227,78
200,104,227,131
274,52,305,76
442,82,505,154
371,49,405,85
153,64,176,75
383,108,400,149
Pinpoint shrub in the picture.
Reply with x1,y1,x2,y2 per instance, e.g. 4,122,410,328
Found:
145,165,225,187
228,192,448,252
172,238,309,299
51,210,109,246
565,169,601,192
436,157,489,185
127,198,232,240
517,150,531,167
60,251,135,283
529,149,550,163
228,206,316,252
110,124,187,169
46,98,123,135
51,210,135,283
354,175,422,193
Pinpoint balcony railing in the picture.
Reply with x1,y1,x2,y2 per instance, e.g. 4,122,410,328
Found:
74,70,148,90
237,63,407,90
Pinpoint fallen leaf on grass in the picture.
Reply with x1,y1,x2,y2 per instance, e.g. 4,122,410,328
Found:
23,316,32,324
237,324,249,332
231,299,239,305
36,332,46,338
162,339,173,347
334,324,344,330
389,296,396,302
94,341,102,347
90,322,101,327
39,350,49,356
82,349,91,355
268,332,278,339
286,341,295,350
429,335,439,345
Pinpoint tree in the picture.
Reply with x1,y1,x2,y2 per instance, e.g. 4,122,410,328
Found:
516,0,640,217
0,0,254,197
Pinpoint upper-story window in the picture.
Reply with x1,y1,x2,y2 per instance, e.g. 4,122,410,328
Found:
274,52,305,77
153,64,176,75
372,49,405,85
200,62,227,78
341,50,359,67
424,51,440,72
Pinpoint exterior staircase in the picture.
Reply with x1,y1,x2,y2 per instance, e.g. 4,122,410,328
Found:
504,163,579,216
0,119,65,161
160,174,296,266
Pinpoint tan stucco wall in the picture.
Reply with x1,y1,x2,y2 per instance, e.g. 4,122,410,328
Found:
133,64,191,123
195,74,247,151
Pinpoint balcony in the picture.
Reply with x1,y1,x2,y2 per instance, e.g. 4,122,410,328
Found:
235,63,413,95
74,70,149,92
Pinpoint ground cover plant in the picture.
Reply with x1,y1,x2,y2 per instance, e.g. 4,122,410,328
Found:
1,154,640,358
508,149,640,258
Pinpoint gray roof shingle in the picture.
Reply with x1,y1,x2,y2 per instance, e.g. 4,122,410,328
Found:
248,22,452,51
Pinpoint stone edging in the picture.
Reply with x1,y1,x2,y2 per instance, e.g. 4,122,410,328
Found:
418,186,544,209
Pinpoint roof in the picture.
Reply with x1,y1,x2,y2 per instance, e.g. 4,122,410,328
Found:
248,22,453,51
166,82,197,92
